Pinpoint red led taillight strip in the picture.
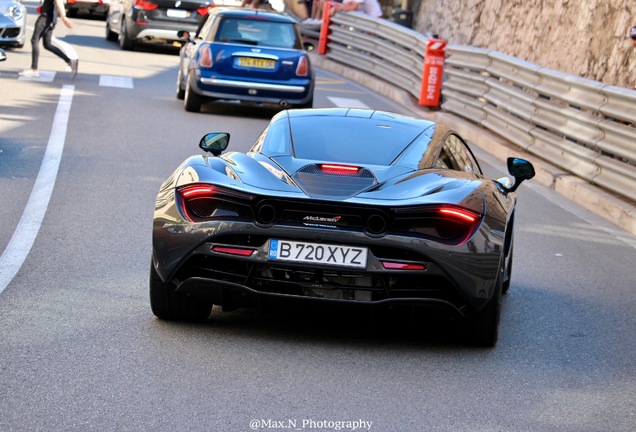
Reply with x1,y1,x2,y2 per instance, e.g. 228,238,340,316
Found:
180,185,215,199
438,207,478,223
320,164,360,175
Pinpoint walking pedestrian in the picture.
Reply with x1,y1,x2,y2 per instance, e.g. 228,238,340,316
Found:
19,0,78,79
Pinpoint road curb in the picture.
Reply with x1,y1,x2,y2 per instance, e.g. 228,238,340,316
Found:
310,53,636,236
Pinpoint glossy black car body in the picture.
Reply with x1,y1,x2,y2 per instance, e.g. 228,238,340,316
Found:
106,0,211,50
151,108,535,346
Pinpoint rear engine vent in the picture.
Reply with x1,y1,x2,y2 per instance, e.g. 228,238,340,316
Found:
294,164,376,198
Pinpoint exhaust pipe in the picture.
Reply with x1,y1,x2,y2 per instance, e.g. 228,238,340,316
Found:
279,100,289,107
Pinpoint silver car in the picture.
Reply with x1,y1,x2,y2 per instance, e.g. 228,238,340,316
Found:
0,0,26,48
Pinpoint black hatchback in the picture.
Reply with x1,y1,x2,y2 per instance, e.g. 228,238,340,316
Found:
106,0,212,50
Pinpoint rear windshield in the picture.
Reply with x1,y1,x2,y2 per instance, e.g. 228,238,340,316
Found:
215,18,300,49
289,117,426,166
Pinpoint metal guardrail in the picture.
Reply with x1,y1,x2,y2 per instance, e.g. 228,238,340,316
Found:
316,12,636,204
318,12,429,100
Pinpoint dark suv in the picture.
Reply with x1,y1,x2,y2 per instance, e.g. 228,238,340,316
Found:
106,0,212,50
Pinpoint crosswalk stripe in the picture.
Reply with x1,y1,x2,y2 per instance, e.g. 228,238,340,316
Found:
99,75,134,89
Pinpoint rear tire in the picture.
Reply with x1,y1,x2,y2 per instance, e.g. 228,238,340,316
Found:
502,243,513,294
502,218,514,294
176,67,185,100
105,21,117,42
119,21,135,51
184,73,202,112
469,259,503,347
296,97,313,109
149,260,212,322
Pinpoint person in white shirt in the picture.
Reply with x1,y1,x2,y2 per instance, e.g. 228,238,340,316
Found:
334,0,383,18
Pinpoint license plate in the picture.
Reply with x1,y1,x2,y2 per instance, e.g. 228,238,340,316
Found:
237,57,275,69
167,9,188,18
268,239,368,268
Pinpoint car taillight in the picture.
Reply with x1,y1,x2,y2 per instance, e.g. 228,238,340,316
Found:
438,207,478,223
392,205,482,245
433,206,481,243
197,6,212,15
199,45,213,68
180,185,216,199
296,55,309,77
320,164,360,175
177,184,255,222
134,0,158,11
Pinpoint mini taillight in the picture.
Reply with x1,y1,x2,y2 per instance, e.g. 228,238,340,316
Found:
320,164,359,175
197,6,211,15
134,0,158,11
199,45,213,68
296,56,309,76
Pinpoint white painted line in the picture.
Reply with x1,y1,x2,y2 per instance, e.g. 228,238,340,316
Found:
327,97,370,109
99,75,134,89
0,85,74,295
18,70,56,83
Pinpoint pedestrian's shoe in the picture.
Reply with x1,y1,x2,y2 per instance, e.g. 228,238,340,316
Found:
69,59,78,78
19,69,39,78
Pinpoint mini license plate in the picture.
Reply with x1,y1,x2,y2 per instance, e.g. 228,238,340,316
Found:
268,239,368,268
237,57,275,69
167,9,188,18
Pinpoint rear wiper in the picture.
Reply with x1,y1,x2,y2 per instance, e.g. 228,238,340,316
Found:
221,38,258,45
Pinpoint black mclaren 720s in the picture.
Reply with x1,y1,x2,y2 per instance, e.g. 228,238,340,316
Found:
151,108,535,346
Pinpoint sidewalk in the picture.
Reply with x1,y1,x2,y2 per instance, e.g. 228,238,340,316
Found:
309,53,636,236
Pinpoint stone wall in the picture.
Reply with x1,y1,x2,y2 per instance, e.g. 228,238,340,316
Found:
411,0,636,88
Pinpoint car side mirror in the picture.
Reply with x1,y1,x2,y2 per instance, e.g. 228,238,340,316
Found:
199,132,230,156
505,157,535,193
177,30,192,41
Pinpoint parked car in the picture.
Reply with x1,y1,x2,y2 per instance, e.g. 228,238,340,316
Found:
106,0,212,50
0,0,26,48
176,8,314,112
150,108,536,346
0,47,6,60
65,0,110,18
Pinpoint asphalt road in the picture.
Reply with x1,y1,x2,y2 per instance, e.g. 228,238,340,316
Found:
1,8,635,432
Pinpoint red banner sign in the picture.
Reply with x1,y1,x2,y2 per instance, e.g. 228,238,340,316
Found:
419,39,447,108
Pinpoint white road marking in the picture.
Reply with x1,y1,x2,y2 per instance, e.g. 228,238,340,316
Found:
18,70,56,83
99,75,134,89
0,85,74,295
327,97,370,109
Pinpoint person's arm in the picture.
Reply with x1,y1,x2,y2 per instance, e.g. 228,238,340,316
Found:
334,0,361,12
54,0,74,28
341,2,360,12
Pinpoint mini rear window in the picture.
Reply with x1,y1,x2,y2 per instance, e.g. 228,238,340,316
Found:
215,18,300,49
